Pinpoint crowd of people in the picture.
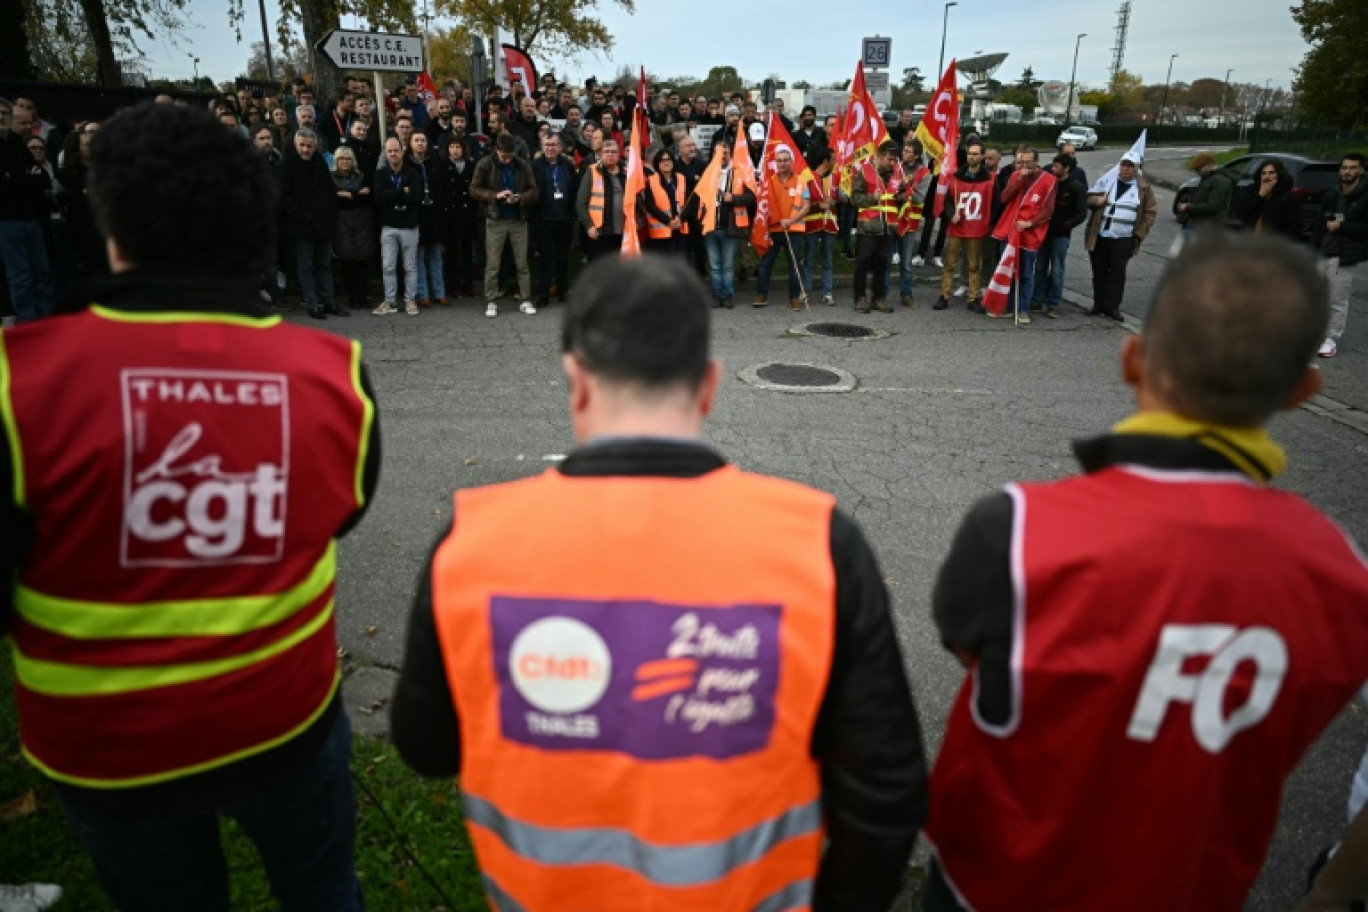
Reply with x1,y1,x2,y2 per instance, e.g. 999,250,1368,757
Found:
1,88,1368,912
2,75,1364,344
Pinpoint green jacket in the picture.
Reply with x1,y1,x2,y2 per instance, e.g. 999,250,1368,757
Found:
1184,170,1235,229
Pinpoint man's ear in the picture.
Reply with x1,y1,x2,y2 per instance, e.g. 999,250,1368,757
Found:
1281,364,1323,411
1120,334,1144,390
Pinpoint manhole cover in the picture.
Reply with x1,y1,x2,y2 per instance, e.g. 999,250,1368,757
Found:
757,364,842,386
805,322,877,338
737,362,858,394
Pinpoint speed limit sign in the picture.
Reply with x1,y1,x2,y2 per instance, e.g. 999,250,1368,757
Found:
862,36,891,68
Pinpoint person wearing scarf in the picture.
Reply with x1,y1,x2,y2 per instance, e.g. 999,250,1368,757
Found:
923,233,1368,912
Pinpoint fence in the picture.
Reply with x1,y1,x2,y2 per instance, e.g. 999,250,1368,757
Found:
1248,125,1368,160
978,122,1242,149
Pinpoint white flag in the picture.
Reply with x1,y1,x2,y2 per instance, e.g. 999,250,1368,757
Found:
1089,129,1147,195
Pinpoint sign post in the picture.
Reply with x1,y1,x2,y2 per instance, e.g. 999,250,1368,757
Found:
317,28,425,140
861,35,893,111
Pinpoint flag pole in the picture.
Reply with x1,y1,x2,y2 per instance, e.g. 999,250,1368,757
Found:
784,230,810,309
1013,257,1020,327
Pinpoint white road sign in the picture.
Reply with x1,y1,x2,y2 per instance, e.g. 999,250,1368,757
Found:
862,37,892,69
317,29,424,73
864,71,890,92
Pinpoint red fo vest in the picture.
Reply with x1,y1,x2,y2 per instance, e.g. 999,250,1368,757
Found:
2,306,374,788
804,173,838,233
927,467,1368,911
945,173,994,239
432,467,836,911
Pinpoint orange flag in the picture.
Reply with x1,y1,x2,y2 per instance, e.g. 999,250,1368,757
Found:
693,144,725,235
621,68,649,257
764,114,814,186
750,115,774,256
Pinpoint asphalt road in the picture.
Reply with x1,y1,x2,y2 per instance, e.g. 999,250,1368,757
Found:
326,158,1368,910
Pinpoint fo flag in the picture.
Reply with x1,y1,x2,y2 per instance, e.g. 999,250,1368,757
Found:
621,67,649,258
416,71,439,106
983,228,1020,317
501,45,538,93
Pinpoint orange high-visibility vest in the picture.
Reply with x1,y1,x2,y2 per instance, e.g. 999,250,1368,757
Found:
587,164,607,228
767,171,807,233
804,173,839,233
432,466,836,911
646,172,688,239
725,167,751,230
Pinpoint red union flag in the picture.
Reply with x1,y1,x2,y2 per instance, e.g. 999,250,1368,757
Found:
916,61,959,164
982,228,1020,317
416,70,439,105
501,45,538,93
121,369,289,567
839,64,889,167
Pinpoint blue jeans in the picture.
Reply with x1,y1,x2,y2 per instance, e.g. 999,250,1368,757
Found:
416,243,446,301
704,232,737,301
58,709,363,912
757,232,808,300
0,219,54,322
885,231,919,298
805,231,834,297
1012,248,1038,316
1031,236,1070,310
295,238,335,309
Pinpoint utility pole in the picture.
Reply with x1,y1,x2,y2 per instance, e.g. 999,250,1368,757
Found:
257,0,275,83
1065,33,1085,128
1158,53,1177,141
1219,68,1232,127
937,2,958,80
189,53,200,86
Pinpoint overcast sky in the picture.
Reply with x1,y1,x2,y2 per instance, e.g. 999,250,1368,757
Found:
141,0,1307,92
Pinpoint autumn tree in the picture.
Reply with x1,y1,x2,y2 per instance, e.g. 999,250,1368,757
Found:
1291,0,1368,126
1015,66,1040,91
244,39,314,82
900,67,925,95
1185,77,1228,110
438,0,633,62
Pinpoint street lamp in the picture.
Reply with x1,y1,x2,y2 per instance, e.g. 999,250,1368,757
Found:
1158,53,1178,135
189,54,200,85
1219,68,1233,127
257,0,275,83
937,2,958,79
1064,33,1085,128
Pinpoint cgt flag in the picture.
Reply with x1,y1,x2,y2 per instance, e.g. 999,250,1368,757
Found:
931,113,959,218
915,61,959,165
416,71,439,106
838,63,889,169
621,67,649,257
982,226,1019,317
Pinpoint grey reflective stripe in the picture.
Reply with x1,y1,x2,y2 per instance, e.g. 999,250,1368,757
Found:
482,873,527,912
463,792,822,889
752,877,814,912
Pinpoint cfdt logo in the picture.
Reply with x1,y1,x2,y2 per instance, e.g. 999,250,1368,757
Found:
120,369,290,567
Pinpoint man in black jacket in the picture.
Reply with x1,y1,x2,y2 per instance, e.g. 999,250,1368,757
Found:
392,255,926,912
278,128,340,319
1030,152,1088,317
0,99,54,321
531,134,578,308
1308,152,1366,359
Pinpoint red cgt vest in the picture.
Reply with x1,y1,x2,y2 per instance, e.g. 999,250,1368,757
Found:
927,467,1368,911
1,305,375,789
804,173,838,234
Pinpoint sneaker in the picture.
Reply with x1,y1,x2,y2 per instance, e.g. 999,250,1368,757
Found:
854,297,870,313
1104,310,1125,323
821,293,835,306
1318,338,1337,358
405,300,419,316
968,299,986,314
841,248,856,261
0,883,63,912
910,255,925,266
891,252,901,266
1018,314,1032,325
752,294,768,307
371,301,397,315
257,289,273,304
900,294,915,308
1045,309,1059,319
933,256,944,268
933,296,949,311
485,302,498,317
520,301,537,315
874,298,892,313
953,285,968,297
276,269,287,289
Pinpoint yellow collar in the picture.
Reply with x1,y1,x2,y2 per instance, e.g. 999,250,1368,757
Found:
1112,412,1286,481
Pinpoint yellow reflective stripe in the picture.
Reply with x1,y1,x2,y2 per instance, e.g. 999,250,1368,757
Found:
21,669,341,789
14,597,335,696
90,304,282,328
16,544,335,639
349,340,374,508
0,333,24,508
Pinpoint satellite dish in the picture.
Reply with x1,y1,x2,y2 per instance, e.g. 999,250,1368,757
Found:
1038,80,1070,114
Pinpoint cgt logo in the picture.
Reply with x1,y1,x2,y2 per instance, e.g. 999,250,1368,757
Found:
120,369,290,567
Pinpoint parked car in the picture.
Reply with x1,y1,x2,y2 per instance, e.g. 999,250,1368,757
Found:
1172,152,1338,236
1056,126,1097,150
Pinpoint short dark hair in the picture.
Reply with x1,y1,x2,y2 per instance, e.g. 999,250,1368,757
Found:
801,105,816,116
562,255,710,390
1053,152,1076,172
1343,152,1366,167
89,102,275,278
877,140,899,156
495,132,518,154
652,147,674,169
1143,234,1328,426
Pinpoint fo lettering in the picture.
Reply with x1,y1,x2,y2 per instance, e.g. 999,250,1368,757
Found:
1126,624,1288,754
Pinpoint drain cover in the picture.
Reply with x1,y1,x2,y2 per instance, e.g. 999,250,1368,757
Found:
805,322,878,338
757,364,842,386
738,362,858,394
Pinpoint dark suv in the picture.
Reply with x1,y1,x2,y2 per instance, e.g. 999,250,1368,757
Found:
1173,153,1338,236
